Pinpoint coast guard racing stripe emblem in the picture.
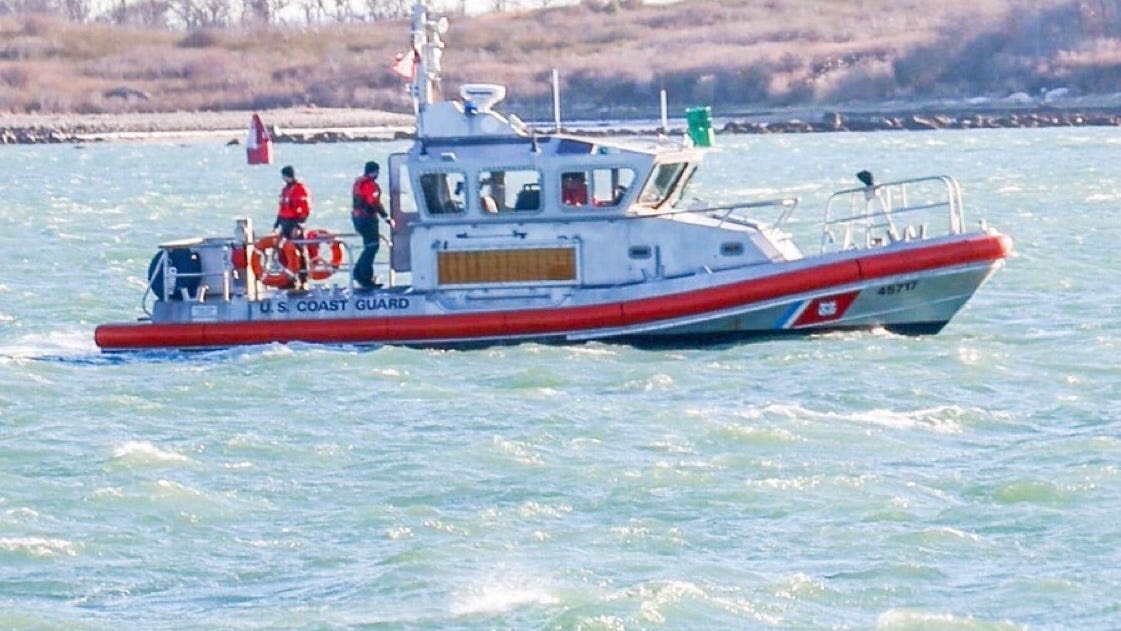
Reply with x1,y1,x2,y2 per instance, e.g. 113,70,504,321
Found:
784,290,860,329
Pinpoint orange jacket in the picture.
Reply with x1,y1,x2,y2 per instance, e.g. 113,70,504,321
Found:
278,181,310,221
562,177,588,206
352,175,387,218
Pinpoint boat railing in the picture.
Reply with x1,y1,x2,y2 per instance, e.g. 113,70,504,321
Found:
287,232,396,289
676,197,801,230
144,231,392,312
820,175,965,254
144,238,241,314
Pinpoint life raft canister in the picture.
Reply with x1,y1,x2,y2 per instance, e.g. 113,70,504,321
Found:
246,112,273,165
304,229,345,281
147,247,201,301
250,234,300,288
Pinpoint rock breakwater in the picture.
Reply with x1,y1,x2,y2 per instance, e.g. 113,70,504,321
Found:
4,109,1120,144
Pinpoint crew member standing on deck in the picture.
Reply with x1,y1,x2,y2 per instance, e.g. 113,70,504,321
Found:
352,160,393,289
275,165,311,239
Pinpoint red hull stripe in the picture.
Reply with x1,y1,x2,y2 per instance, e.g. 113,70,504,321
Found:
95,234,1011,349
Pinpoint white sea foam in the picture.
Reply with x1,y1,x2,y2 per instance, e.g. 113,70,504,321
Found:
565,346,618,357
0,329,98,359
385,526,413,539
630,580,780,625
565,615,626,631
1084,192,1121,202
740,403,968,434
774,573,827,600
111,441,193,466
154,479,202,495
0,536,79,557
517,501,572,519
750,476,823,491
449,578,559,616
492,436,544,466
877,609,1026,630
423,519,465,535
92,487,124,499
2,507,40,522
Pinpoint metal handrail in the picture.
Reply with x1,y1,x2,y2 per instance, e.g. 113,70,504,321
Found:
689,197,801,229
149,232,382,305
820,175,965,254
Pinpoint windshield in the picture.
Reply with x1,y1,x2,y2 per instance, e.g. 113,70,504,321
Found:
638,163,686,207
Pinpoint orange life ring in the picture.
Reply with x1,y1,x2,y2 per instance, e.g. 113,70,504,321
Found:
304,229,345,281
250,234,301,288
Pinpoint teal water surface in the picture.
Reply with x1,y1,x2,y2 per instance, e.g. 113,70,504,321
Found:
0,128,1119,630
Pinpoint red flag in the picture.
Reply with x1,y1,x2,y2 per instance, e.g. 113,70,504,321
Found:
390,50,418,81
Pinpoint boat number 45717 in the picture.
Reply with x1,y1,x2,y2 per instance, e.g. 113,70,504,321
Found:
877,281,918,295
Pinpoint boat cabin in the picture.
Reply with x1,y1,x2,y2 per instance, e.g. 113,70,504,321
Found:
384,85,791,295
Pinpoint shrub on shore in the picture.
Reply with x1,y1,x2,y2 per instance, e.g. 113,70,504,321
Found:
1,0,1118,115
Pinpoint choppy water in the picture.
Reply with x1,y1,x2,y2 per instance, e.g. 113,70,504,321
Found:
1,128,1119,630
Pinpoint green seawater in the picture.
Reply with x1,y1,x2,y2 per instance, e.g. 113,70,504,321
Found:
0,128,1118,629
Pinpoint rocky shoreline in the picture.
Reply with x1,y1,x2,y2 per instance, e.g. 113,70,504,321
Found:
3,107,1121,145
719,109,1121,133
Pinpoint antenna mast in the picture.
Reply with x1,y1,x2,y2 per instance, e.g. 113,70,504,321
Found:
409,2,448,137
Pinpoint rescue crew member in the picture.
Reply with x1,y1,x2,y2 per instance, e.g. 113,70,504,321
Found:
561,172,588,206
352,160,393,289
275,165,310,239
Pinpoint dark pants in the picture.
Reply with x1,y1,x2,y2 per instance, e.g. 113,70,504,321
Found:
274,219,306,287
276,218,302,240
351,212,380,288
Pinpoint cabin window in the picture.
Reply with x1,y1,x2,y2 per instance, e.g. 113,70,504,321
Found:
561,168,635,209
478,169,542,213
419,171,467,215
638,162,686,207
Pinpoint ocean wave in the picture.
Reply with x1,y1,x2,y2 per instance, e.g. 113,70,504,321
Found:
449,578,560,616
738,403,970,434
772,573,827,600
625,580,780,626
0,329,100,361
110,440,194,467
517,501,572,519
985,479,1081,505
1084,192,1121,202
894,527,985,548
877,609,1026,630
0,536,79,558
0,507,41,527
492,436,545,466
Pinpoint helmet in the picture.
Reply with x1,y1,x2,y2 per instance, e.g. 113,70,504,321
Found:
281,165,295,178
364,161,380,175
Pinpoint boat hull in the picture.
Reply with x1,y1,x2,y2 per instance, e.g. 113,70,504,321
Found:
94,233,1010,351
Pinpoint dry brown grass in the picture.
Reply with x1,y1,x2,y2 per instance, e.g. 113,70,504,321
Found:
0,0,1111,115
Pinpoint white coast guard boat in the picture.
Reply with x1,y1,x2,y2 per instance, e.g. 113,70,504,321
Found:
94,4,1011,352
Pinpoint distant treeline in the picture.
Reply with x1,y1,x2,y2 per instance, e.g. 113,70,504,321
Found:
0,0,596,28
3,0,1121,114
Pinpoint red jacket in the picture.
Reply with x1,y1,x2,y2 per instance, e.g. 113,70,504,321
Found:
352,175,387,218
562,178,588,206
278,180,310,221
